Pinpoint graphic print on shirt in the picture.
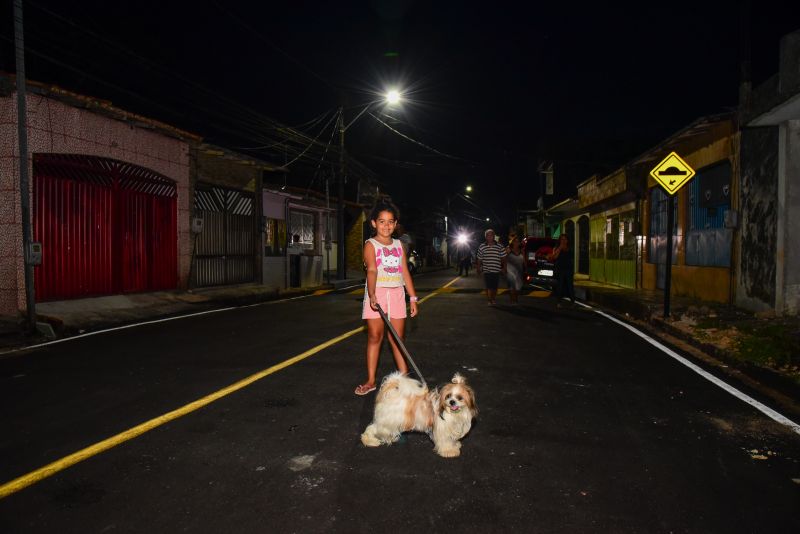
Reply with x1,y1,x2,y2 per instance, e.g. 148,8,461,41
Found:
374,241,404,285
380,247,402,273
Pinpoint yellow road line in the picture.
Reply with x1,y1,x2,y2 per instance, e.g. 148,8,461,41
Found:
1,276,467,500
525,290,551,298
419,276,460,303
312,289,333,296
0,326,365,500
349,288,365,295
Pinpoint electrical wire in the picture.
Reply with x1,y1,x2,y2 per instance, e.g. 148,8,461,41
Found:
368,112,475,164
305,108,341,196
284,107,339,167
14,2,381,185
210,1,339,92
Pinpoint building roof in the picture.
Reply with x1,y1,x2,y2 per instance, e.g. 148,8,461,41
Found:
197,143,287,173
1,73,202,142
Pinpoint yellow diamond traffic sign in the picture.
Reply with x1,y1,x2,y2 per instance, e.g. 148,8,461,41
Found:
649,152,695,195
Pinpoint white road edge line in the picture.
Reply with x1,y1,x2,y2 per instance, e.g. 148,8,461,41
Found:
0,291,328,356
594,308,800,436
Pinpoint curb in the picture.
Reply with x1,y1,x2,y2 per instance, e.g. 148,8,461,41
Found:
649,316,800,404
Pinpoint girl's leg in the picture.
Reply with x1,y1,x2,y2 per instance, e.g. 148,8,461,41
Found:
385,317,409,374
364,318,385,386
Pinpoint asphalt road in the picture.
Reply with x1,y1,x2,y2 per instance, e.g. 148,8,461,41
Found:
1,271,799,533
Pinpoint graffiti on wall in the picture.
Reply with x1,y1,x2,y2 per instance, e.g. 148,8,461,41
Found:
740,127,778,307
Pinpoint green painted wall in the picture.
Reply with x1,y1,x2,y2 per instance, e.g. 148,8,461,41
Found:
589,259,636,287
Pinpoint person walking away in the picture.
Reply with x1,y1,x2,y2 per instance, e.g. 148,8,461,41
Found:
505,237,524,305
476,228,506,306
457,246,472,276
355,200,419,396
549,234,575,305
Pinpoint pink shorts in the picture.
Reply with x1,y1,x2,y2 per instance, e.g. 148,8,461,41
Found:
362,286,407,320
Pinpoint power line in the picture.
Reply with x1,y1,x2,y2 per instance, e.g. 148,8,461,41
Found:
368,111,476,164
284,108,339,167
305,108,342,195
210,1,339,92
13,3,382,184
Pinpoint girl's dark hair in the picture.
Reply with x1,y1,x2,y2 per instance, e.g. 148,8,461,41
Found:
369,199,400,222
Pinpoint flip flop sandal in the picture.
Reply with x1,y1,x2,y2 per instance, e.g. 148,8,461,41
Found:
354,384,377,396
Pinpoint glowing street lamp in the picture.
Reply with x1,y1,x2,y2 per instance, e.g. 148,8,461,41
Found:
445,185,475,267
385,89,402,106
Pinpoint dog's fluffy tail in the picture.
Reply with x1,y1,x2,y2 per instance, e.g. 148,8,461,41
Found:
377,371,428,402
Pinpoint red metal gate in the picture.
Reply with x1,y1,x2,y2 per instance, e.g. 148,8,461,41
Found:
33,154,178,301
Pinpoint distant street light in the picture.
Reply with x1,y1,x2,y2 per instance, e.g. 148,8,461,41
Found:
445,185,474,268
385,89,401,106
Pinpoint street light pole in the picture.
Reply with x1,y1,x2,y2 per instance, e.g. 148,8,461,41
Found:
445,207,449,268
334,90,402,281
337,107,346,280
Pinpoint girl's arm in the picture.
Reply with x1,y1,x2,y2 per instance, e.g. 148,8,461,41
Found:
401,250,419,317
364,241,379,310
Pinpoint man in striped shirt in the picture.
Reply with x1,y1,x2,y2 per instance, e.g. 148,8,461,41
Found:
476,229,506,306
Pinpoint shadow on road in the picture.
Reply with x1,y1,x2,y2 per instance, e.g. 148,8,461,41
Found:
493,302,593,323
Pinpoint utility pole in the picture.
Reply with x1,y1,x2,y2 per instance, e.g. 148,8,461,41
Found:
14,0,36,333
325,171,331,284
445,196,450,268
337,107,346,280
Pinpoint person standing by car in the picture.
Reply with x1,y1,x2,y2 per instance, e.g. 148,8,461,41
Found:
505,236,524,305
476,229,506,306
548,234,575,305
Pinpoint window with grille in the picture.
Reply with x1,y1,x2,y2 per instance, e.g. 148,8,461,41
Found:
264,218,287,257
289,210,316,251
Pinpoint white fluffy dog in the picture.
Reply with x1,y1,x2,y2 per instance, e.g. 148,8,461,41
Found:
360,372,477,458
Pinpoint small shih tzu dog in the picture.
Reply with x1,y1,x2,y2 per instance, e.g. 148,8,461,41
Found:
360,372,477,458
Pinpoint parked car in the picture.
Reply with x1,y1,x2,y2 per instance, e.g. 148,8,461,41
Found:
522,236,558,288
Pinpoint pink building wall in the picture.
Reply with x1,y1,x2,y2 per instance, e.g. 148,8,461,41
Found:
0,91,192,316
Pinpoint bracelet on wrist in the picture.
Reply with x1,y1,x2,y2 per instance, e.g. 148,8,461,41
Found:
409,296,418,302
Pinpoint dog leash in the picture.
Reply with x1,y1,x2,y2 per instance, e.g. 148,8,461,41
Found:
375,303,427,388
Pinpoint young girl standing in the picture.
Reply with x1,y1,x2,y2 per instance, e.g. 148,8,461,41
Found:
355,200,419,395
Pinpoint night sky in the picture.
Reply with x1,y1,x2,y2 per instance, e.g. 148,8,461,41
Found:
1,0,796,231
